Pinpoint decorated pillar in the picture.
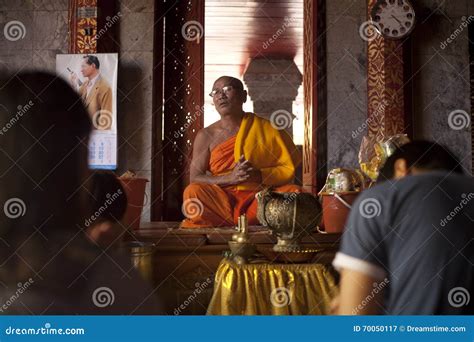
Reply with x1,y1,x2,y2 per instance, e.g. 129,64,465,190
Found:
160,1,205,220
243,58,302,136
366,0,412,141
68,0,119,54
302,0,327,194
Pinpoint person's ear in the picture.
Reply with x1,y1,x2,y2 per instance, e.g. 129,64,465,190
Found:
242,90,247,104
393,158,408,179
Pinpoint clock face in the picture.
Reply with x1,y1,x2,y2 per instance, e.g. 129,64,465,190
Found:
371,0,415,39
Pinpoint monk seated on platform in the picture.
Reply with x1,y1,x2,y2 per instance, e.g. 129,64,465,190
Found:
181,76,301,228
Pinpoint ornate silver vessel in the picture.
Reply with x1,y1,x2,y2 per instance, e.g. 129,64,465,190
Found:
255,188,322,252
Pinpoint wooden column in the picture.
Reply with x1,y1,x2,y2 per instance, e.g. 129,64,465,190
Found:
469,20,474,172
150,1,165,221
156,1,205,220
366,0,412,141
303,0,327,194
68,0,119,54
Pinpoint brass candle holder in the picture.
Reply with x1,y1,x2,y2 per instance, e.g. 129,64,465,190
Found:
228,214,256,265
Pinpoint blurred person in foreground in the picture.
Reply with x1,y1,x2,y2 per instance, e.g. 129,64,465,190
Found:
332,140,474,315
85,171,127,249
0,71,163,314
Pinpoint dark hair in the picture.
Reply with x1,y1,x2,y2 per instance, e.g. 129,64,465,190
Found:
89,171,128,223
84,55,100,69
0,71,93,280
377,140,463,181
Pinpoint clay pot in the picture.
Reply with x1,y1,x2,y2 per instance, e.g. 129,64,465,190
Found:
118,177,148,230
320,192,359,233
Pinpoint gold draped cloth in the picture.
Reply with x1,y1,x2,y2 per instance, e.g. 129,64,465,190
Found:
207,259,338,315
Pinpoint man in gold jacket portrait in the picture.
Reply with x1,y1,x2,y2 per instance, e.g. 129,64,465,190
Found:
71,55,113,130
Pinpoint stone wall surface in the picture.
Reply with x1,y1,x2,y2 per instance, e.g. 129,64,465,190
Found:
0,0,472,225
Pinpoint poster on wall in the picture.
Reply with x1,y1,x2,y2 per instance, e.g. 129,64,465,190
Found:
56,53,118,169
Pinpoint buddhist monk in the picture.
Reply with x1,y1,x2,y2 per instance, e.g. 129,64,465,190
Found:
181,76,301,228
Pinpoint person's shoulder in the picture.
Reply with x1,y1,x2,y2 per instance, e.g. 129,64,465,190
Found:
78,82,87,92
249,113,282,134
397,171,472,189
97,76,111,89
194,126,214,146
349,179,398,214
366,171,473,200
252,113,293,136
250,113,270,125
202,121,221,136
353,181,389,203
424,170,473,183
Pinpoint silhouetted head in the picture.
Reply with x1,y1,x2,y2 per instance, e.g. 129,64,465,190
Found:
0,71,93,263
377,140,463,181
88,171,127,224
85,171,128,248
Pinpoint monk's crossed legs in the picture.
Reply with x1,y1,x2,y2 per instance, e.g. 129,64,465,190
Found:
181,183,301,228
181,183,234,228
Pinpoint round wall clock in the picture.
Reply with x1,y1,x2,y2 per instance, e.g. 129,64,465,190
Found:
370,0,416,39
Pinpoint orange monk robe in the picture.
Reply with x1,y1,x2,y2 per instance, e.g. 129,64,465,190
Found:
181,113,301,228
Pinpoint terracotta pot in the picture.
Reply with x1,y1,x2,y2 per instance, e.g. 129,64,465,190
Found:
119,177,148,230
320,192,359,233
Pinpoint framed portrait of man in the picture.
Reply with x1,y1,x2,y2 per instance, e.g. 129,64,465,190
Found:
56,53,118,169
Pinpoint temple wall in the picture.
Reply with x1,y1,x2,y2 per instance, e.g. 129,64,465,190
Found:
0,0,472,224
0,0,155,221
326,0,472,173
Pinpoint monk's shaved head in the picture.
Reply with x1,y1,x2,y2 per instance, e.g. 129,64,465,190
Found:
213,76,244,90
211,75,247,116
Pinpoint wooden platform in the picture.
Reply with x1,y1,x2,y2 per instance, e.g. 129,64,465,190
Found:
129,222,342,315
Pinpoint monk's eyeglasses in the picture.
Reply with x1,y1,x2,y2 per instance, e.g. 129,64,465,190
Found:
209,85,235,98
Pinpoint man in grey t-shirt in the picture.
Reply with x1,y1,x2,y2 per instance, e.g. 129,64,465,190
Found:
333,141,474,315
